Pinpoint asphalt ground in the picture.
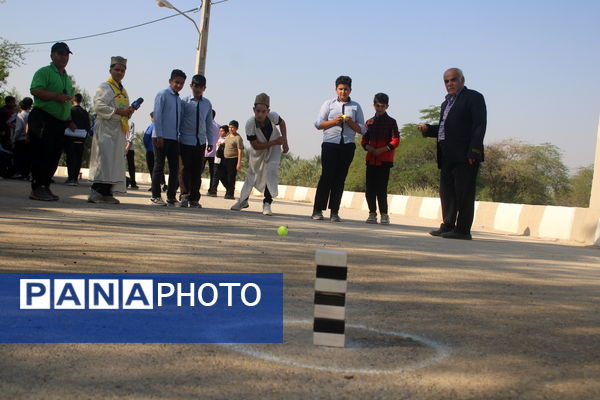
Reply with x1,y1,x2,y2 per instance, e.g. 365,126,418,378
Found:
1,177,599,400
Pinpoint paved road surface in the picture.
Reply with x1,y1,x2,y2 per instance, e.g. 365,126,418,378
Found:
1,178,599,399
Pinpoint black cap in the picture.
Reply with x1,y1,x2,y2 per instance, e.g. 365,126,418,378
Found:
51,42,72,54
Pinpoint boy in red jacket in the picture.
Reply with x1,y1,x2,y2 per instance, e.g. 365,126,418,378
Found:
361,93,400,225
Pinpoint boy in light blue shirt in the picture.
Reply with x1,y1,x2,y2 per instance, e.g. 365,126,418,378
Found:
178,74,214,208
150,69,186,206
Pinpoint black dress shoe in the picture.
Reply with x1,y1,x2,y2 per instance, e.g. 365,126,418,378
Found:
429,227,452,236
441,231,472,240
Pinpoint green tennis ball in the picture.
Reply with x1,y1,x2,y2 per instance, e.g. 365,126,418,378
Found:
277,226,289,236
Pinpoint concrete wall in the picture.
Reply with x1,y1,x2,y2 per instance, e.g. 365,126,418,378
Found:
64,167,600,246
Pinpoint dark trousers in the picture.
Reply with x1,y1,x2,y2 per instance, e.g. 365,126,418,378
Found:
201,156,217,194
365,164,391,214
13,140,31,178
439,160,480,234
64,136,85,181
145,150,165,185
92,182,112,196
126,149,136,185
178,143,205,202
313,142,355,212
242,187,273,205
220,157,238,197
28,108,66,190
152,138,179,200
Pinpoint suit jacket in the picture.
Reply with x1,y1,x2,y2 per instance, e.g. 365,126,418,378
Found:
423,86,487,168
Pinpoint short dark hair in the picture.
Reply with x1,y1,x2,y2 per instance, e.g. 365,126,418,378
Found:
373,93,389,105
4,96,16,105
220,125,229,133
20,97,33,110
150,112,154,118
228,120,239,128
170,69,187,80
74,93,83,103
191,74,206,87
335,75,352,88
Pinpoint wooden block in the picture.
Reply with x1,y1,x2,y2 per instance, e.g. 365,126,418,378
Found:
313,332,345,347
315,249,347,267
315,278,347,293
314,304,346,320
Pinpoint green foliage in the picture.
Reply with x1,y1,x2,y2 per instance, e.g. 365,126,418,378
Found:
0,37,26,94
391,123,438,194
556,165,593,207
278,152,321,187
478,140,570,205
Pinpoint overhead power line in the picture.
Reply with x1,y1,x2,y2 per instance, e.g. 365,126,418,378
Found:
17,7,200,46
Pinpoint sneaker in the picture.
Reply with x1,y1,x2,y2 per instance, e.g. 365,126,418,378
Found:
366,212,378,224
262,203,272,216
103,195,120,204
189,201,202,208
330,212,341,223
230,199,249,211
179,196,189,208
150,197,166,206
311,210,324,220
88,189,107,203
224,194,235,200
206,191,217,197
380,214,390,225
129,183,139,190
30,186,55,201
166,198,179,207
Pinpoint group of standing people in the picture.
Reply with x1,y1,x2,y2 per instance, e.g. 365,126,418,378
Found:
17,41,487,240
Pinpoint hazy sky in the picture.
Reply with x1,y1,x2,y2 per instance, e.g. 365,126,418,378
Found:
2,0,599,170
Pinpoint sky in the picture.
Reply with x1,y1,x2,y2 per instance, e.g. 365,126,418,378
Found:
2,0,600,170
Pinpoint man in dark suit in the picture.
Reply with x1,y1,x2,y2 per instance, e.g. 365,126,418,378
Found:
418,68,487,240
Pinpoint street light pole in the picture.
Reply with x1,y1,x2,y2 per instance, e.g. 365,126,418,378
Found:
195,0,211,75
156,0,211,75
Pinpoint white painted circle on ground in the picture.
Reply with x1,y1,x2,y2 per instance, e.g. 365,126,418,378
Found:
220,319,451,374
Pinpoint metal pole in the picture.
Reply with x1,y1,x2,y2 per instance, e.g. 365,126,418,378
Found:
195,0,211,75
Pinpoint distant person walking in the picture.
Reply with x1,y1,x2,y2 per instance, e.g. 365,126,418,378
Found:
221,120,243,200
143,112,165,191
417,68,487,240
64,93,91,185
125,121,138,189
312,75,366,222
88,56,136,204
28,42,77,201
11,97,33,180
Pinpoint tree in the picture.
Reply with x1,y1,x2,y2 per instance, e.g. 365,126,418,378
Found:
556,165,593,207
0,37,26,95
478,140,570,205
279,153,321,187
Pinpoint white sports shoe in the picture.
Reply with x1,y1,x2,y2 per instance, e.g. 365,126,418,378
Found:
262,203,272,216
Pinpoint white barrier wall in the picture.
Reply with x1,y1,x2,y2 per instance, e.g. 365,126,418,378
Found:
56,167,599,246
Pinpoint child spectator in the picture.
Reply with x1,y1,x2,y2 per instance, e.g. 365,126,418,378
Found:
12,97,34,180
221,120,243,200
361,92,400,225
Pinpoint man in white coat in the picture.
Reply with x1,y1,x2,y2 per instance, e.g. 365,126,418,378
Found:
231,93,288,215
88,56,135,204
